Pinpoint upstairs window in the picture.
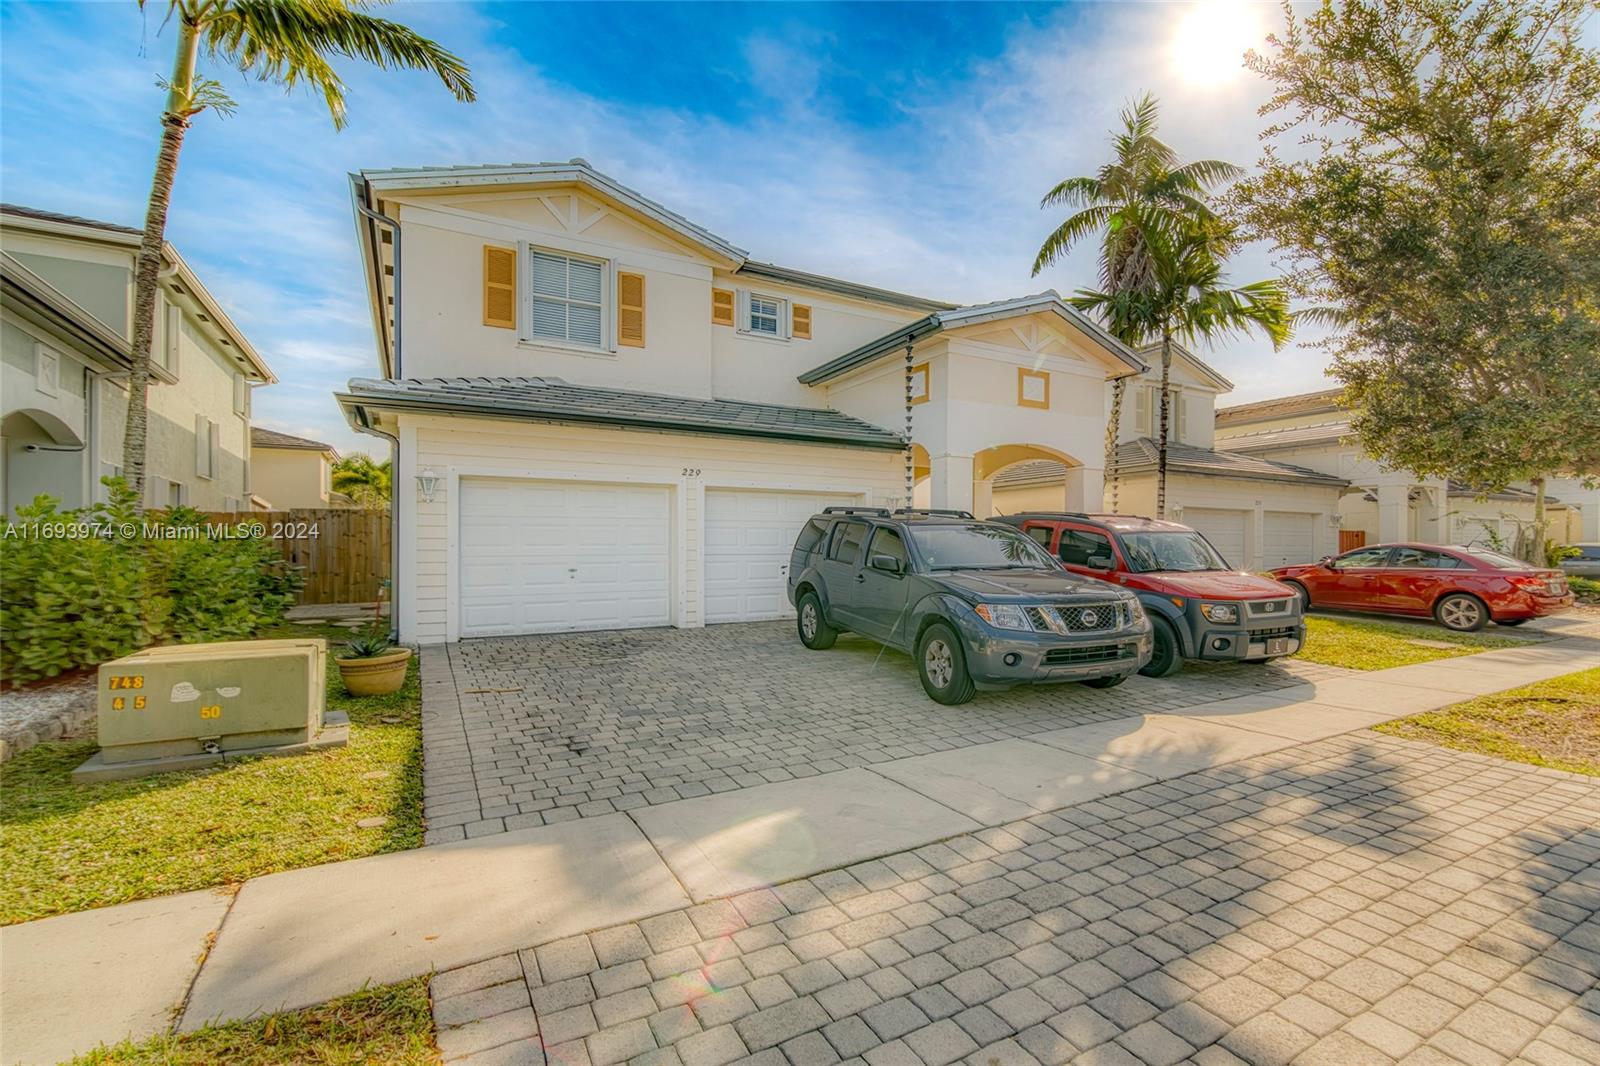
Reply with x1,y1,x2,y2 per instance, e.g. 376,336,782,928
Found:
749,294,782,336
529,249,605,348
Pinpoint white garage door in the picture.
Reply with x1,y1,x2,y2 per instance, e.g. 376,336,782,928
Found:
704,489,857,623
1263,511,1317,568
1185,508,1249,568
459,478,671,637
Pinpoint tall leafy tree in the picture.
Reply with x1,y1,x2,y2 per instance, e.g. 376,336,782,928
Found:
1236,0,1600,560
1073,225,1292,518
1032,93,1241,511
331,453,391,508
123,1,474,502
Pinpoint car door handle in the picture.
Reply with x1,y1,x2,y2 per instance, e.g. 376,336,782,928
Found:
855,573,866,582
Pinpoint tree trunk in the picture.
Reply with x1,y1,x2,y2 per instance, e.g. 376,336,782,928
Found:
1531,476,1546,565
123,18,199,506
1156,332,1173,519
1104,377,1124,514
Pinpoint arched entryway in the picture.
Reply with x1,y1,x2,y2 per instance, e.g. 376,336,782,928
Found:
921,442,1101,518
2,409,87,514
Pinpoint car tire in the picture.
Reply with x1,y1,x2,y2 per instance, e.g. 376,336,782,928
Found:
796,591,838,650
1434,592,1488,633
917,622,976,705
1080,673,1127,689
1138,616,1184,678
1497,618,1529,627
1284,579,1311,611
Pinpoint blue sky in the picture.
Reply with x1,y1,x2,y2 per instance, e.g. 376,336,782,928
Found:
0,1,1329,456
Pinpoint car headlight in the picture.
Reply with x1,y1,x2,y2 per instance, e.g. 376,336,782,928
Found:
975,603,1031,630
1199,603,1238,624
1126,599,1146,622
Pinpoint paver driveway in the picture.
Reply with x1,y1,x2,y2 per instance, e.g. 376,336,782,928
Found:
429,730,1600,1066
420,623,1346,844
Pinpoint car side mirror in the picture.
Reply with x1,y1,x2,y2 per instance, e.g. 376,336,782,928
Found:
1318,556,1335,567
869,554,904,575
1086,556,1115,571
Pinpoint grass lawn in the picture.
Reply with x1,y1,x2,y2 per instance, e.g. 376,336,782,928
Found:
1293,613,1526,670
69,977,437,1065
1375,668,1600,776
0,623,422,925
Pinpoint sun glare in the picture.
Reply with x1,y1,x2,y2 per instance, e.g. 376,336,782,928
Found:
1169,0,1266,87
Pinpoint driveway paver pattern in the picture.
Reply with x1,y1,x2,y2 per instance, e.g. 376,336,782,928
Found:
422,623,1347,843
429,730,1600,1066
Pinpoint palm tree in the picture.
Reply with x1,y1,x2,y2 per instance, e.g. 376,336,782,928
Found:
1074,225,1292,518
332,453,391,509
1032,93,1239,512
122,1,474,503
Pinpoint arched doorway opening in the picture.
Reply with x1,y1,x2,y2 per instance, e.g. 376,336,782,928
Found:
2,409,86,514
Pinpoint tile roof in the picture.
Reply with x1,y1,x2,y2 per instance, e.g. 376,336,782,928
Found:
338,376,905,449
992,460,1071,488
1,203,142,236
1112,438,1348,487
1214,420,1351,451
1214,388,1344,426
252,427,335,452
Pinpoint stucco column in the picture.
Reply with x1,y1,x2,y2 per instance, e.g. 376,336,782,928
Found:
930,454,975,512
1377,483,1409,544
1414,485,1444,543
971,478,994,518
1065,465,1104,513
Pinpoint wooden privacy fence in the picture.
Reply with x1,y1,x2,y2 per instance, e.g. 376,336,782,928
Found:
202,509,390,605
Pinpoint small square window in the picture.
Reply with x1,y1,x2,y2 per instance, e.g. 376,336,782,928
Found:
749,294,782,335
908,363,929,405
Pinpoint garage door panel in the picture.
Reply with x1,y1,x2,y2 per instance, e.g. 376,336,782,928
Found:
1185,508,1248,568
704,489,859,623
1263,511,1316,568
460,477,671,637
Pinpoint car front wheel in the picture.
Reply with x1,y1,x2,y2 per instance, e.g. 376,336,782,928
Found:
1434,592,1488,633
917,622,976,705
1138,616,1184,678
1284,580,1311,611
796,591,838,649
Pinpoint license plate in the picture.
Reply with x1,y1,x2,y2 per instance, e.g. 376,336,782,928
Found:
1264,638,1290,656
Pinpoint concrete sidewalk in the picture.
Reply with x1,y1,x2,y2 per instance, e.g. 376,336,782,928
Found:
4,635,1597,1065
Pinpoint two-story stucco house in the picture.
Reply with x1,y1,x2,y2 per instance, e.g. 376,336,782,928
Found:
335,161,1350,644
249,427,352,510
1,205,276,514
1214,389,1593,554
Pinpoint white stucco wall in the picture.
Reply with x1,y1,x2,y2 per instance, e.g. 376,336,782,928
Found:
396,413,903,643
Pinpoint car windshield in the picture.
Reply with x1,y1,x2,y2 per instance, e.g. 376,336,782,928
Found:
910,525,1059,571
1455,547,1532,570
1120,531,1230,573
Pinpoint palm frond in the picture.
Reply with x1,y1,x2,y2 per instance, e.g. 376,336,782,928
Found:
1039,175,1101,209
1032,206,1113,276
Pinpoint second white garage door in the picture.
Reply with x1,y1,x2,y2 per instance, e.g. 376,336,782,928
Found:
1263,511,1317,568
704,489,858,623
1185,507,1249,568
459,478,671,637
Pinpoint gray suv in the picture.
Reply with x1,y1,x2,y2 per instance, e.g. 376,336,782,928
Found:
787,508,1153,704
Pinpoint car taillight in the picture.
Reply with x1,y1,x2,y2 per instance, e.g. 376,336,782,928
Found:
1508,575,1546,591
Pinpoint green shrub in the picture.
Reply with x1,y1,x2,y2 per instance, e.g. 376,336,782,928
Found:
0,480,301,683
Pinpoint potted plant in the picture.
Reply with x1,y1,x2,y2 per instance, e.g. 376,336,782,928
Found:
335,595,410,696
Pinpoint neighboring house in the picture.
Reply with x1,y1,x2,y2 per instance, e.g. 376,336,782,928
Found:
249,427,351,510
990,343,1349,569
0,205,275,514
334,161,1360,643
1213,389,1592,550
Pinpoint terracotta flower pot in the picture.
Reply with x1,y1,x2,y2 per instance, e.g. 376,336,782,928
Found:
336,646,412,697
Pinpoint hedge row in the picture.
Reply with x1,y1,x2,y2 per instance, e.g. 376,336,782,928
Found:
0,481,301,684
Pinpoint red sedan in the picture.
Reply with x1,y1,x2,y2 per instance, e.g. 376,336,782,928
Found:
1270,543,1574,632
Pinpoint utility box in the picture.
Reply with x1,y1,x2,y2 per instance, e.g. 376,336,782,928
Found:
73,638,349,782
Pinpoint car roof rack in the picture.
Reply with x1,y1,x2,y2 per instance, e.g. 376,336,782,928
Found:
821,506,892,517
893,508,976,520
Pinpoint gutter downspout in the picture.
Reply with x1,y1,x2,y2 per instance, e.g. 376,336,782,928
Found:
347,405,402,645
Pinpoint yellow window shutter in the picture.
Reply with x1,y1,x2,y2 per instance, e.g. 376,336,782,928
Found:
792,304,812,339
711,287,735,326
618,271,646,347
482,245,516,329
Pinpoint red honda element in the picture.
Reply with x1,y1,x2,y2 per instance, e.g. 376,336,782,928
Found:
989,513,1304,677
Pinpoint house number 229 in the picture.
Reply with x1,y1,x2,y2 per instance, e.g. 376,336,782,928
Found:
681,468,702,477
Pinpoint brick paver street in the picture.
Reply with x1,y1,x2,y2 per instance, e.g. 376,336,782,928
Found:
429,730,1600,1066
421,623,1347,843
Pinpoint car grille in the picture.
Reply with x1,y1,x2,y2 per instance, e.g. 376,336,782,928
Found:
1025,601,1129,634
1043,643,1136,665
1247,625,1298,641
1245,598,1295,618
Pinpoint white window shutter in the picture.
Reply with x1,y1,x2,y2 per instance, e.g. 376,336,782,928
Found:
736,290,750,333
165,303,182,374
